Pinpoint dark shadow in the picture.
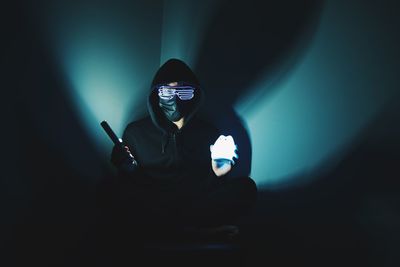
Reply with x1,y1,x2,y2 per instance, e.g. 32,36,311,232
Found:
3,2,111,266
194,0,324,177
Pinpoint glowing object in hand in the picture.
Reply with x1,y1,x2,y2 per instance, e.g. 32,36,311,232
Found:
210,135,238,164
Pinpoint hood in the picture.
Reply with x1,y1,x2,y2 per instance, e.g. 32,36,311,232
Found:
148,58,204,133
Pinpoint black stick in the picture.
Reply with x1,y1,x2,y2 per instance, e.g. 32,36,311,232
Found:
100,120,122,145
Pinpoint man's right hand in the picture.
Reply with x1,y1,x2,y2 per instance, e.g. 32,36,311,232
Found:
111,144,136,167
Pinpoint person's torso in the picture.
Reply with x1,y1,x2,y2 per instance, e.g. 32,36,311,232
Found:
123,116,218,188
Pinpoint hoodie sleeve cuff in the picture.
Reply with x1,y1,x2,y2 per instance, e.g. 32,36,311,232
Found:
117,160,139,178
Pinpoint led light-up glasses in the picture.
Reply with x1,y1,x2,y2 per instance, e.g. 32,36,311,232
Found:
157,84,195,100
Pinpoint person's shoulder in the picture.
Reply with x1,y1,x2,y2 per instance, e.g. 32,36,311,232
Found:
125,116,153,131
191,116,219,133
192,115,214,126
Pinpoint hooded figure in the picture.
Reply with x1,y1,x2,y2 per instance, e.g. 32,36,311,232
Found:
113,59,219,186
109,59,257,240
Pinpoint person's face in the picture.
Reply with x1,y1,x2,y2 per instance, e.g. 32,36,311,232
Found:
158,81,195,122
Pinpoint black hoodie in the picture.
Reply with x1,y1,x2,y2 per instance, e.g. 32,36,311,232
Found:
115,59,220,197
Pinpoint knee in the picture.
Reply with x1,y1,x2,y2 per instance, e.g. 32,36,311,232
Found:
233,176,258,200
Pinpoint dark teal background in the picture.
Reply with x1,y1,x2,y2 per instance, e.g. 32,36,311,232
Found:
3,0,400,266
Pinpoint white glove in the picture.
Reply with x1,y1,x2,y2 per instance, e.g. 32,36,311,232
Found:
210,135,238,165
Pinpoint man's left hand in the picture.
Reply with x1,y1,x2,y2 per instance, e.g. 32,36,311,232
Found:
211,159,232,177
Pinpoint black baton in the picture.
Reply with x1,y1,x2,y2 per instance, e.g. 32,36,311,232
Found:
100,120,123,145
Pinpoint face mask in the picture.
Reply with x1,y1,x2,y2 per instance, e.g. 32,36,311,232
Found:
159,97,184,122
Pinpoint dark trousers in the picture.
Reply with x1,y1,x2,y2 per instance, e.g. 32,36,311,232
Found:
182,176,258,227
96,175,257,243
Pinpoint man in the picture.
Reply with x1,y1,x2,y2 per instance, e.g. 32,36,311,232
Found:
110,58,257,241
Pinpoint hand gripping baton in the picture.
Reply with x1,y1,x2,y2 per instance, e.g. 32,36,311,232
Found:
101,120,137,169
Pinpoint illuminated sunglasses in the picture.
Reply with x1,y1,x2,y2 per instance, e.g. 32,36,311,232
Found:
157,85,195,100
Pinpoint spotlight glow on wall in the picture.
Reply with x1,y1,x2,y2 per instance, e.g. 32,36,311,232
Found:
235,0,399,189
40,2,163,156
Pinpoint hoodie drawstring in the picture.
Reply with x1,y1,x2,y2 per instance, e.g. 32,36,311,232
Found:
161,132,169,154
